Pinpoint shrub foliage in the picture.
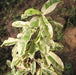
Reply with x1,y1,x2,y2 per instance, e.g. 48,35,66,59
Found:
1,0,64,75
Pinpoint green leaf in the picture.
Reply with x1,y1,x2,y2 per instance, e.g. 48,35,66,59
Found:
41,0,60,15
47,52,64,72
31,61,36,75
21,8,41,19
12,21,30,28
1,38,18,47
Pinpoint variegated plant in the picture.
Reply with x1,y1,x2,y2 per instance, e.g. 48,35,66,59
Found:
1,0,64,75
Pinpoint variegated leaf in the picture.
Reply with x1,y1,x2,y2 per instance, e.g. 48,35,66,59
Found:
31,61,36,75
12,45,19,57
41,0,60,15
29,41,35,54
17,33,23,38
51,21,63,28
48,52,64,72
16,70,24,75
27,41,36,58
37,42,43,52
18,29,36,55
11,57,21,68
2,0,64,75
30,17,39,27
1,38,18,47
42,68,57,75
49,40,63,51
16,41,25,55
12,40,26,57
43,2,59,15
6,60,11,68
45,55,52,66
41,15,53,39
37,69,42,75
21,8,41,19
12,21,30,28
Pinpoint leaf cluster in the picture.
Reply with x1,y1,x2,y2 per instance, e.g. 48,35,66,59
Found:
1,0,64,75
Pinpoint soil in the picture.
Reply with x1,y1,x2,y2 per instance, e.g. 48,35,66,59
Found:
0,0,76,75
58,27,76,75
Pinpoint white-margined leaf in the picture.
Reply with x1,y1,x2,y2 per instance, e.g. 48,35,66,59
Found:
12,40,26,57
16,70,24,75
16,29,36,55
17,27,36,39
45,55,52,66
27,41,36,59
46,40,63,51
41,0,59,15
35,31,41,43
31,61,36,75
12,21,30,28
37,69,42,75
21,8,41,19
41,0,50,13
11,57,21,68
6,60,11,68
41,63,57,75
50,42,63,51
43,2,59,15
12,45,17,57
17,41,25,55
37,42,43,52
11,58,25,70
30,17,39,27
51,21,63,28
41,15,53,39
47,52,64,72
29,41,35,54
21,29,36,40
1,0,64,74
16,60,25,70
39,18,52,46
17,33,23,38
42,68,57,75
37,37,50,54
1,38,18,47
